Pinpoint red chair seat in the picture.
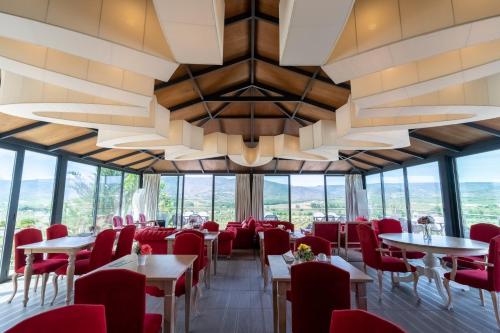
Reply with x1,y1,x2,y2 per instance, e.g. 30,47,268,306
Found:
15,259,66,275
55,259,91,275
381,256,416,272
444,269,488,290
442,255,484,270
77,249,92,260
143,313,162,333
175,274,199,297
145,286,164,298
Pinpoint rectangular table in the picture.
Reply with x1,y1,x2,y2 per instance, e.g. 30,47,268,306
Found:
166,231,219,288
90,254,197,333
267,255,373,333
17,236,95,306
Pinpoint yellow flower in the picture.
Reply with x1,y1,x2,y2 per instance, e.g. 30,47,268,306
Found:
297,243,311,252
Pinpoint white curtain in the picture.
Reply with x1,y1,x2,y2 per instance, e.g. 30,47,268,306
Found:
143,174,160,220
345,174,368,221
252,174,264,220
235,174,251,222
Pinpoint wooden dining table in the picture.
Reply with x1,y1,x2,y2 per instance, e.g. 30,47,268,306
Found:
267,255,373,333
17,235,95,306
165,231,219,288
90,254,197,333
379,232,489,304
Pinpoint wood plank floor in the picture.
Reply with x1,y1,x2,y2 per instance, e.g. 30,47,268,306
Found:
0,250,498,332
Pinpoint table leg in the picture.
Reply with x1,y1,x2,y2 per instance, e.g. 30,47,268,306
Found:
272,280,278,333
206,241,212,289
184,266,192,333
163,280,176,333
353,282,367,310
260,238,265,277
214,237,218,275
23,253,34,307
277,281,289,333
167,239,173,254
65,253,76,305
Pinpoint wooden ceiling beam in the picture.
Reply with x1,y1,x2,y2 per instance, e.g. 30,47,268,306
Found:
80,147,109,158
104,151,143,164
291,69,320,119
409,132,462,153
224,11,279,26
47,132,97,152
361,151,403,165
463,123,500,137
185,65,213,119
395,148,427,159
0,121,50,139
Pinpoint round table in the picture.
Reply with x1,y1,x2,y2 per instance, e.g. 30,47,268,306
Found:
378,233,489,304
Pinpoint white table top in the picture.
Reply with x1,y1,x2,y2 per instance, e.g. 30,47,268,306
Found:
88,254,197,281
379,233,489,256
165,231,219,242
17,236,95,252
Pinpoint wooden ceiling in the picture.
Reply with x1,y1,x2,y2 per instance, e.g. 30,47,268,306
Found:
1,0,500,175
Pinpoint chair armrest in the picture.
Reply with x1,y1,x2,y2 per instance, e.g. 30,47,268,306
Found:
472,260,494,267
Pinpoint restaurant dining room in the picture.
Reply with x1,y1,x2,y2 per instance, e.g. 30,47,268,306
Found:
1,0,500,332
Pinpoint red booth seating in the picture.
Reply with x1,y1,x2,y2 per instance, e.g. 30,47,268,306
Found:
373,218,425,260
75,269,162,333
202,221,219,231
225,217,256,249
202,221,236,257
134,227,177,254
313,222,340,254
255,221,294,233
330,310,406,333
290,261,350,333
5,304,107,333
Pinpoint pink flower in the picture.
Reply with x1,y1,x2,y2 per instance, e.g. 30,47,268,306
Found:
140,244,152,255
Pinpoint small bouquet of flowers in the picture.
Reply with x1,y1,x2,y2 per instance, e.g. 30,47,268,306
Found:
417,216,435,241
134,243,152,265
295,243,315,263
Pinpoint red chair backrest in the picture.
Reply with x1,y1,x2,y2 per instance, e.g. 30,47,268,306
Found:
357,223,382,270
264,229,290,256
295,236,331,255
178,229,205,240
202,221,219,232
88,229,116,271
46,224,69,259
5,304,107,333
313,222,340,245
174,233,203,280
114,225,136,259
375,218,403,235
487,235,500,292
291,261,350,333
139,213,147,223
112,216,123,228
471,223,500,244
14,228,43,270
345,222,363,243
329,310,405,333
125,214,134,226
75,269,146,333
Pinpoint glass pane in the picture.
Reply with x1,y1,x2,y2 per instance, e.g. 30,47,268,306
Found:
213,176,236,228
96,168,122,229
366,174,383,219
62,161,98,235
264,176,290,221
457,150,500,235
121,173,139,217
158,175,181,227
290,175,325,229
0,148,16,270
326,176,346,220
407,162,445,235
383,169,408,230
182,175,213,223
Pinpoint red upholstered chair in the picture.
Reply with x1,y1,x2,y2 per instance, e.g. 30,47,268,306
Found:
202,221,219,232
5,304,107,333
51,229,116,305
444,235,500,328
112,216,124,230
125,214,134,225
134,227,177,254
443,223,500,270
357,223,420,300
290,261,351,333
225,217,256,249
113,224,136,260
8,228,66,305
177,229,209,286
341,221,365,260
313,222,340,254
218,229,236,258
75,269,162,333
294,236,331,255
263,229,290,288
329,310,406,333
374,219,425,260
46,224,91,260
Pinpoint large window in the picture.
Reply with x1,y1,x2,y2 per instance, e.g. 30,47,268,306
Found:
96,168,122,229
182,175,213,223
457,150,500,234
62,161,98,235
290,175,325,228
366,173,383,219
121,173,139,217
326,176,346,220
158,175,182,227
213,176,236,227
407,162,445,235
264,176,290,221
383,169,408,230
0,148,16,267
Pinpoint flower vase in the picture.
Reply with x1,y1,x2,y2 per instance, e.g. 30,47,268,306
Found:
138,254,147,266
423,225,432,242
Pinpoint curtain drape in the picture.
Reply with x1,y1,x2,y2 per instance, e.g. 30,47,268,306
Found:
252,174,264,220
235,174,251,222
143,174,160,220
345,174,368,221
